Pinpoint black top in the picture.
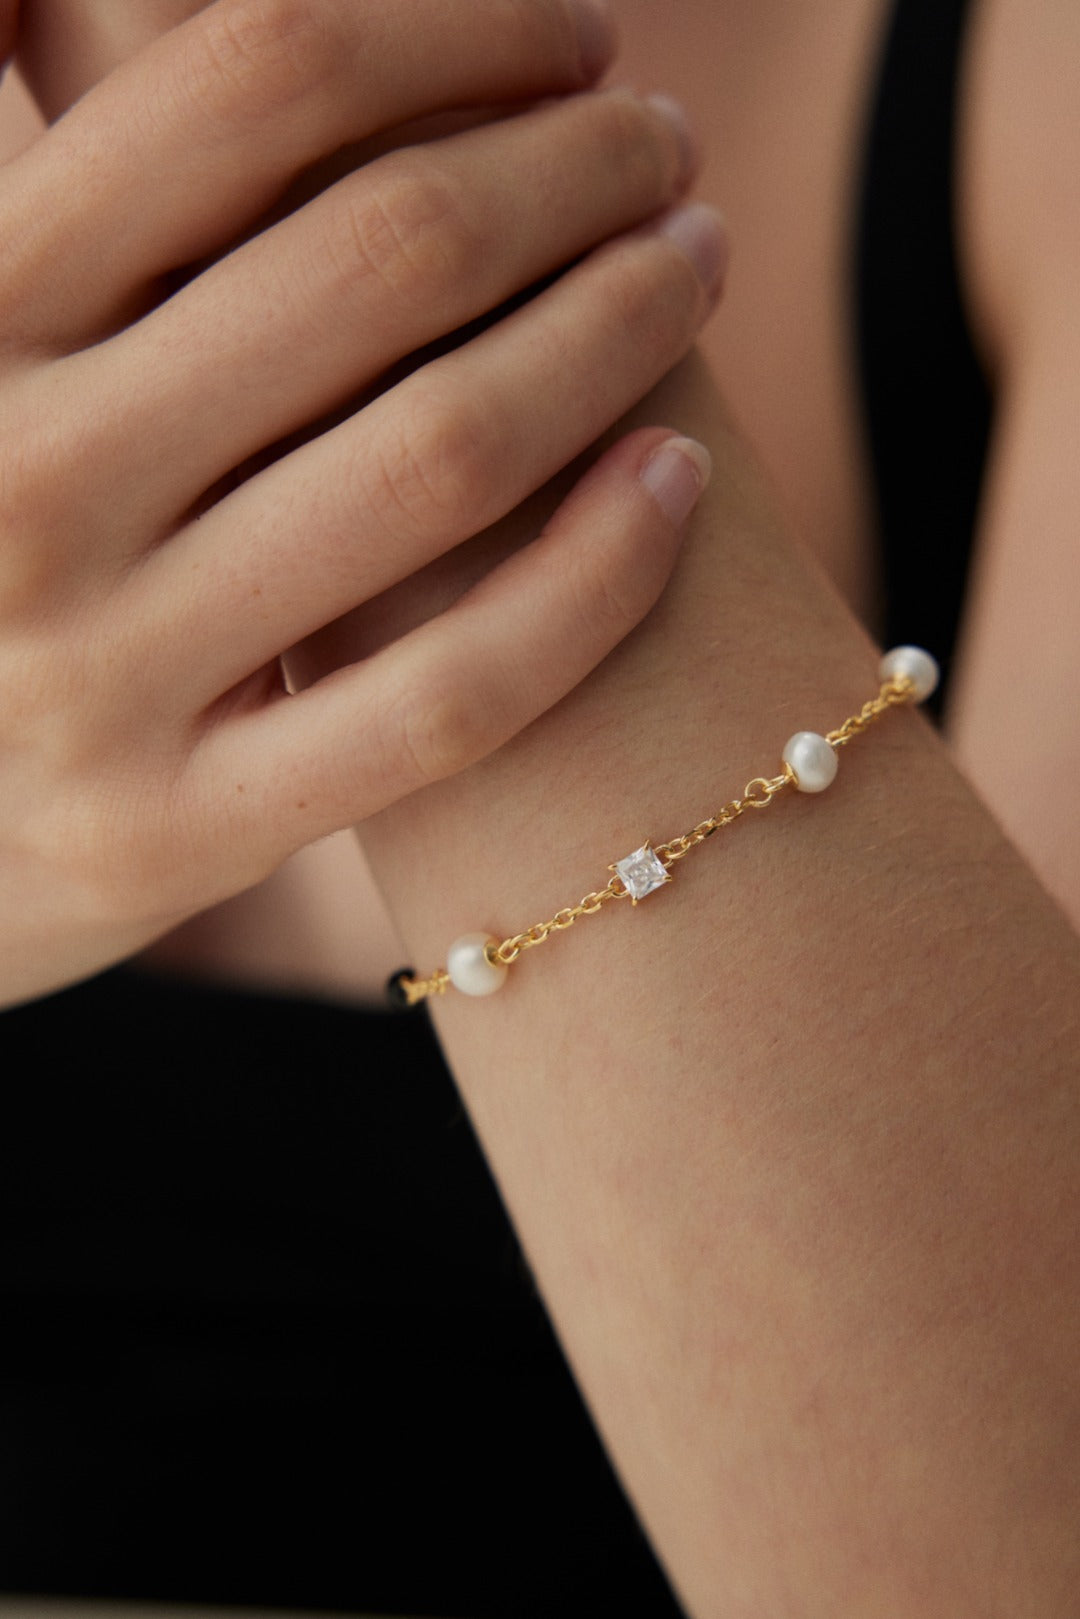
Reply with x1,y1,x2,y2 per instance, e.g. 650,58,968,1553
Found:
1,973,673,1617
855,0,992,718
0,2,993,1613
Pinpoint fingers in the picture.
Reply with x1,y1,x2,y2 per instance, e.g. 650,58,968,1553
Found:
1,0,617,346
193,430,712,872
67,89,694,538
134,201,728,707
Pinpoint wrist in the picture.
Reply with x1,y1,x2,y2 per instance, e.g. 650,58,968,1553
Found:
359,358,892,1001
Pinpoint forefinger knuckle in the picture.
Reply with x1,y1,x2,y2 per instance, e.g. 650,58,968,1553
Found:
331,160,474,310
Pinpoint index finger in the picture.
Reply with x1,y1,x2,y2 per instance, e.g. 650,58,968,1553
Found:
1,0,616,347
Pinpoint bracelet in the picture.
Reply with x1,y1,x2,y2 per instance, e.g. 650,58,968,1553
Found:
387,645,939,1008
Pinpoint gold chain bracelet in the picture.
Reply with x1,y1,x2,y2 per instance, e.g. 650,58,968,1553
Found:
387,645,939,1007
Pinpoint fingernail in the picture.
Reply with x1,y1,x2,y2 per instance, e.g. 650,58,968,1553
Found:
658,203,729,303
640,436,713,526
567,0,617,81
646,92,700,186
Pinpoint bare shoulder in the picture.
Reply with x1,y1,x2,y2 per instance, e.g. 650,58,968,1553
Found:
950,0,1080,927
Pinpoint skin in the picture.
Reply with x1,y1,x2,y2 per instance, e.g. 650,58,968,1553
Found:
363,360,1080,1616
102,0,1080,1000
611,0,1080,938
4,0,1080,1612
360,5,1080,1605
0,0,727,1005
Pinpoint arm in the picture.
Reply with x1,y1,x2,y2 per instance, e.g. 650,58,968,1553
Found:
945,0,1080,930
329,6,1080,1604
354,354,1080,1616
17,0,1079,1606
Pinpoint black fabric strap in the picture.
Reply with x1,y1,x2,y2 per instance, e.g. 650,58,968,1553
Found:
855,0,992,718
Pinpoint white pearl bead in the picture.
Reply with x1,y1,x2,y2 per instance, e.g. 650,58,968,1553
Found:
447,933,507,997
782,730,839,794
878,644,940,702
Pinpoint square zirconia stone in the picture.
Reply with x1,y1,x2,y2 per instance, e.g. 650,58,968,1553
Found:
614,843,670,903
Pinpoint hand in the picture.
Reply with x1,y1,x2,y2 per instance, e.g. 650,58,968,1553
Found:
0,0,726,1005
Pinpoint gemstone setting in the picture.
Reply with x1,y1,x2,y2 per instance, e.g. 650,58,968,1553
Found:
612,842,671,904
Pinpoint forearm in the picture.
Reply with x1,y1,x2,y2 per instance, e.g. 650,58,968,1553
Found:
358,356,1080,1615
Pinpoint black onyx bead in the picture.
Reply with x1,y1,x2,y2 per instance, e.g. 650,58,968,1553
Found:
385,967,419,1012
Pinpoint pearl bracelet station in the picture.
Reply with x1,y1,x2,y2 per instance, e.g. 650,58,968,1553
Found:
388,645,940,1008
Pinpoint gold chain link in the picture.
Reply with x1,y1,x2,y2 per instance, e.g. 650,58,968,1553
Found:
398,675,913,1001
397,967,450,1007
826,680,911,747
654,770,793,867
492,880,622,965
